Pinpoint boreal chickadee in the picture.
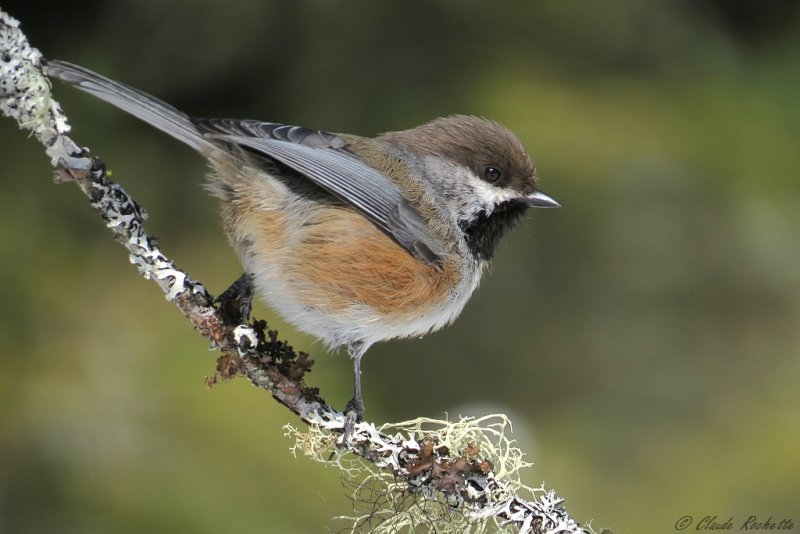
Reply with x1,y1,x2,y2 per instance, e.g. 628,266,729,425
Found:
45,60,560,423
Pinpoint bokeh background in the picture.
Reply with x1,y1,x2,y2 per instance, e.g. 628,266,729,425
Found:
2,1,799,532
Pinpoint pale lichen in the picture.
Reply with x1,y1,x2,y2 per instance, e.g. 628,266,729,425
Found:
284,414,583,534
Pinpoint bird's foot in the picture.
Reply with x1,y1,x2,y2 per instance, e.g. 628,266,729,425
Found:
216,272,255,325
341,396,365,444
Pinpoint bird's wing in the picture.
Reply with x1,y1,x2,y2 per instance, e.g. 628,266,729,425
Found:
194,118,446,265
44,61,446,265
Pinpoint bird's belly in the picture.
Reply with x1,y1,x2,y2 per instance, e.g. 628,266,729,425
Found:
229,190,475,349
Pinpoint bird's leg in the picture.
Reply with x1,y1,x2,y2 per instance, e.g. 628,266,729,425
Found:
343,341,368,441
345,352,366,421
216,272,255,325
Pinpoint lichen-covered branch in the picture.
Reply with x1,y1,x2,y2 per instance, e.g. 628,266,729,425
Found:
1,9,591,533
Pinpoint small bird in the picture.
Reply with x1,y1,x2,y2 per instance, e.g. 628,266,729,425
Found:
45,60,559,422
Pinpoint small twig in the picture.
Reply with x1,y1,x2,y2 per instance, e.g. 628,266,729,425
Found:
0,9,590,533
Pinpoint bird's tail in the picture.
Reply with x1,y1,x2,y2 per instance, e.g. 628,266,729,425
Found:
44,60,214,154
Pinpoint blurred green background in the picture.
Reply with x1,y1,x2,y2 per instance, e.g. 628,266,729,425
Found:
2,1,799,532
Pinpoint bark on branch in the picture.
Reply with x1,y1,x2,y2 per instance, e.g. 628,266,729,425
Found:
0,10,591,533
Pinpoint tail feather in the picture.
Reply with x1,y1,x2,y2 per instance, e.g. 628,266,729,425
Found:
44,60,214,153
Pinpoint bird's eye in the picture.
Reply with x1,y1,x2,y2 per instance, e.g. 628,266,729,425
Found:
484,166,502,183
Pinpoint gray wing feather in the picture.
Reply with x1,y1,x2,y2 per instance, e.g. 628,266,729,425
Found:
193,118,347,150
390,199,443,264
213,133,446,264
45,61,445,264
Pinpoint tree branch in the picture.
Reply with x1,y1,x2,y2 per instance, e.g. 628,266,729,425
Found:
1,9,591,533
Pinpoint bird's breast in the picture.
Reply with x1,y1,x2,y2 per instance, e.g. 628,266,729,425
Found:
219,166,478,346
272,205,461,316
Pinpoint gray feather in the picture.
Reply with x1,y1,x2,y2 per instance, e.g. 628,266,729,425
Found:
192,118,346,150
45,61,446,264
44,60,211,152
212,133,446,264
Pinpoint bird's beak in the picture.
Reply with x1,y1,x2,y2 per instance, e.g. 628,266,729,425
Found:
525,190,561,208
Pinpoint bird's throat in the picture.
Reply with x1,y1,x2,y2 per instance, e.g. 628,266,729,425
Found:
459,201,528,261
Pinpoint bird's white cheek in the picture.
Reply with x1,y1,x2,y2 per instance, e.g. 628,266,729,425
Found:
465,174,520,214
